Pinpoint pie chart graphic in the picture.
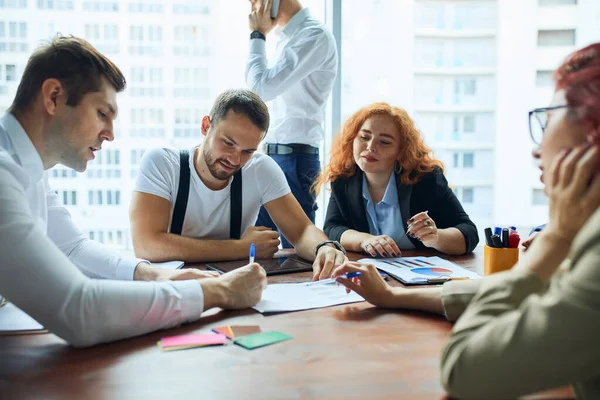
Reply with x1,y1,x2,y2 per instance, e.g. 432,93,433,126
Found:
411,267,452,277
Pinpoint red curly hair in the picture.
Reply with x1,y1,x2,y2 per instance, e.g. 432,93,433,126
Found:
314,102,443,195
554,42,600,129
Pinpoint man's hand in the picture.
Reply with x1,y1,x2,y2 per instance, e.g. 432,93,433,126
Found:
241,226,280,258
248,0,275,35
332,262,397,308
134,262,219,281
201,263,268,310
360,234,401,257
312,246,347,281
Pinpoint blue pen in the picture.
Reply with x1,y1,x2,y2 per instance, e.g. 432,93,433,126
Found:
309,271,387,286
249,243,255,264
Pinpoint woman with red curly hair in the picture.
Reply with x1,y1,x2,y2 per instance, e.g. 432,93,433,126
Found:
333,44,600,399
315,103,479,256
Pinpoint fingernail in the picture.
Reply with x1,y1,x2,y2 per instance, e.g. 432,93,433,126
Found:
336,278,343,283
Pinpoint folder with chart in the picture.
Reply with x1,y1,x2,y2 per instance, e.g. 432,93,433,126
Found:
358,256,481,285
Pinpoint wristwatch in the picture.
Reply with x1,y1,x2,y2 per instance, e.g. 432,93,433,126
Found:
250,30,266,41
315,240,346,256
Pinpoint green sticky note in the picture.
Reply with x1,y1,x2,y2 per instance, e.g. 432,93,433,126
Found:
234,330,292,350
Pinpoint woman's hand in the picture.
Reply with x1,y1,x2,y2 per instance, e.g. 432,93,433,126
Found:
332,261,397,308
545,142,600,244
360,234,401,257
406,211,439,248
516,142,600,282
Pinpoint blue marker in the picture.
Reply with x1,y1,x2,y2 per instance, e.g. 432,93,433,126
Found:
249,242,255,264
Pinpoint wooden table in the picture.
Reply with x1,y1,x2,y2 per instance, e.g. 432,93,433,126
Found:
0,248,574,399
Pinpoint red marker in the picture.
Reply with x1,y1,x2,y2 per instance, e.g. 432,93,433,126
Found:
509,232,520,248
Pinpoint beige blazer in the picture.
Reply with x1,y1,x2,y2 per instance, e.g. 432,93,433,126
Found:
439,208,600,399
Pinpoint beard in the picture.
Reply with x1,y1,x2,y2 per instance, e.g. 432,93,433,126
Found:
48,118,90,172
202,147,239,180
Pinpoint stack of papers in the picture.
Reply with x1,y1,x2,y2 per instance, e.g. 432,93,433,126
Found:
358,256,481,285
157,333,228,351
0,302,47,335
252,281,364,313
212,325,261,339
234,331,292,350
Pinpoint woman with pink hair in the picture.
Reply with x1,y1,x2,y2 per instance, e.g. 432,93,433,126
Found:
333,43,600,399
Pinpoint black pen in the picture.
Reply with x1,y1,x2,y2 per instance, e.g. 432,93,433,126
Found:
491,234,503,248
502,228,510,248
484,227,494,247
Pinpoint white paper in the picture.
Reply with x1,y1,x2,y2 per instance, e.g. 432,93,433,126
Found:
252,281,365,313
358,256,481,284
152,261,184,270
0,302,45,333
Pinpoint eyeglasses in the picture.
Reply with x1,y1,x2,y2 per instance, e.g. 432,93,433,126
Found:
528,105,568,145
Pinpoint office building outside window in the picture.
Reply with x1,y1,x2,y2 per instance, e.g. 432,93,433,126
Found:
1,1,598,249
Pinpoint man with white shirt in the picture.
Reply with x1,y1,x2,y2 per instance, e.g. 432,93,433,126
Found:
129,89,347,280
0,35,267,347
246,0,338,247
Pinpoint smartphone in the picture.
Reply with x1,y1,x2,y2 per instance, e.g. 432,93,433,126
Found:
270,0,280,19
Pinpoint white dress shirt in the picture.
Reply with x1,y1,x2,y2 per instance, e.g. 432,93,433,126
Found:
0,113,204,347
246,8,338,148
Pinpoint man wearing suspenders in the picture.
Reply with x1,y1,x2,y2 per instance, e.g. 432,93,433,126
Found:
130,89,346,280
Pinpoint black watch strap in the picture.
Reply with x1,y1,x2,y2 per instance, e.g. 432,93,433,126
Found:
315,240,346,256
250,30,266,41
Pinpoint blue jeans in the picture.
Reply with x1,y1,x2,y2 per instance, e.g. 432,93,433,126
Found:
256,153,320,248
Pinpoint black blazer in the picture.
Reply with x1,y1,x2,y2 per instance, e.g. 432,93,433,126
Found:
323,167,479,254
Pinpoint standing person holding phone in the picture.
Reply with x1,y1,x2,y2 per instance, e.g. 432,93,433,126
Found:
245,0,338,248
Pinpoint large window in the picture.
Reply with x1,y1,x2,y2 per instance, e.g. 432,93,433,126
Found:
130,108,165,138
5,1,592,250
1,0,27,8
0,21,28,53
538,29,576,47
38,0,73,10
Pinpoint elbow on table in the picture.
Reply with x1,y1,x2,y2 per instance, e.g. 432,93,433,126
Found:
52,317,106,348
131,234,162,262
440,350,491,400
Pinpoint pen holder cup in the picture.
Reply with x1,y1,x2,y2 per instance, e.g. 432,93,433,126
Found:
483,245,519,275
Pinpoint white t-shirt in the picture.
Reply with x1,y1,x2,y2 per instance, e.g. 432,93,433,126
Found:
134,147,291,239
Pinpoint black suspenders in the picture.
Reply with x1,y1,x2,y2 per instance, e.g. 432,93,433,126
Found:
169,150,242,239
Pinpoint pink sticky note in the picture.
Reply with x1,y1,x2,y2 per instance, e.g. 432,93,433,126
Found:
161,334,227,348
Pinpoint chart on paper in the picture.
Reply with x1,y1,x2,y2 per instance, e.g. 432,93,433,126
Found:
252,281,364,313
358,256,481,285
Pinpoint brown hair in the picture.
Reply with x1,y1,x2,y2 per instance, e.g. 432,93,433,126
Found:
9,34,125,113
209,89,270,134
314,102,443,195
